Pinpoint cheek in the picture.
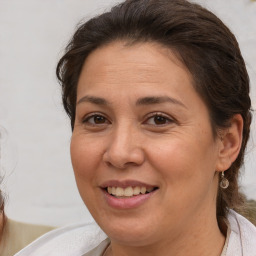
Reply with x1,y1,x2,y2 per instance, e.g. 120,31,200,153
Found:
148,139,218,217
148,138,198,170
70,135,103,183
147,135,217,187
70,135,106,214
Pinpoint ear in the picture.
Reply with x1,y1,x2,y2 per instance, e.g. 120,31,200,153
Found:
216,114,243,172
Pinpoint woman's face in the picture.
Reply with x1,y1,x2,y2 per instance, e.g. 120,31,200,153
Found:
71,41,223,246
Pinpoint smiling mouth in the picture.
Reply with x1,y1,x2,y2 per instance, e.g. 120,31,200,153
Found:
104,186,159,198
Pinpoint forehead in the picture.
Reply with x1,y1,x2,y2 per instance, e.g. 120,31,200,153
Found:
77,41,194,95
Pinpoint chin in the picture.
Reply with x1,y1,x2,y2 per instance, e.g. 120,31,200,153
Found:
107,228,156,247
95,214,162,246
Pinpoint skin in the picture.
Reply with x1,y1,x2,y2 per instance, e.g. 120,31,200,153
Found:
71,41,243,256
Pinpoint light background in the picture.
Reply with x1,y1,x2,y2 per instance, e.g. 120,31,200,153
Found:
0,0,255,227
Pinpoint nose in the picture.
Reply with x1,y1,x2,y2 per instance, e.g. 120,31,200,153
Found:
103,125,145,169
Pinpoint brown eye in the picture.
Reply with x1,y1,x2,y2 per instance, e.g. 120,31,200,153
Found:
154,116,168,125
94,115,106,124
145,114,173,126
83,114,109,125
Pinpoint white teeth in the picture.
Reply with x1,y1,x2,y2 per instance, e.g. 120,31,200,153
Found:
107,187,112,194
141,187,146,194
107,186,154,197
124,187,133,196
133,186,140,195
116,187,124,197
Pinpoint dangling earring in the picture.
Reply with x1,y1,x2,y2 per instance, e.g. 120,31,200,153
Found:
220,171,229,189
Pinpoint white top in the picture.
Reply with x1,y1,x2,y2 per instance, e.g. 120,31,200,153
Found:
14,210,256,256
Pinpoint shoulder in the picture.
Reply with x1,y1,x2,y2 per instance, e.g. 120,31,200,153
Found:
226,209,256,256
14,221,107,256
1,218,55,256
8,219,55,236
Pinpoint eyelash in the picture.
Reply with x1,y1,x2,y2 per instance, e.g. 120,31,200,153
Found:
144,112,175,126
82,113,110,126
82,112,174,127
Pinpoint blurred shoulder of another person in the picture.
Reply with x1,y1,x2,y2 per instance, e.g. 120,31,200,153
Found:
0,213,55,256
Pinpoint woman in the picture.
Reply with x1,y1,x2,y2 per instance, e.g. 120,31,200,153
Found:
15,0,256,255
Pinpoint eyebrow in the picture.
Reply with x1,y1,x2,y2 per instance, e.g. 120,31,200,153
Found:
77,96,108,106
136,96,187,109
77,95,186,109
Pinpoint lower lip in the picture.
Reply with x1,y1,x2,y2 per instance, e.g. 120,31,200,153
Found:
102,189,157,209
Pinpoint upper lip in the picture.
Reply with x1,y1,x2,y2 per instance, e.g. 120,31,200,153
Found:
100,180,158,189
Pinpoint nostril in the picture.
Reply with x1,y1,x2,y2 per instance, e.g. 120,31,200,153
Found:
103,143,145,169
104,160,127,169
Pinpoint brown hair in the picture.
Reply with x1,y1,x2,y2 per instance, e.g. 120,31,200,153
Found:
0,190,5,243
0,191,4,212
56,0,252,219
